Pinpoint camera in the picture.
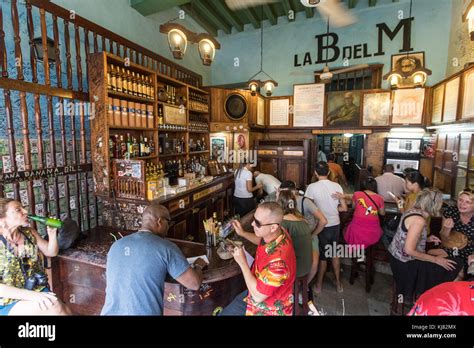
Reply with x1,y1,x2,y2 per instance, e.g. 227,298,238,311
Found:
24,272,49,290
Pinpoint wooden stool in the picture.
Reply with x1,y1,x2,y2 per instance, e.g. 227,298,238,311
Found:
349,245,375,293
293,275,309,316
390,280,416,315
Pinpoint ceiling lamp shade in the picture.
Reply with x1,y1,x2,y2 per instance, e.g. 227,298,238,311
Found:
248,80,260,96
196,34,220,66
463,0,474,41
160,23,220,65
263,80,278,97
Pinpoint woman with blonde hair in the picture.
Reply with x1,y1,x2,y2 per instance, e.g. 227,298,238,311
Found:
0,198,71,315
430,190,474,269
388,189,463,301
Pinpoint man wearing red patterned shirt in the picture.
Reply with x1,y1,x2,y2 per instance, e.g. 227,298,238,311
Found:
220,202,296,316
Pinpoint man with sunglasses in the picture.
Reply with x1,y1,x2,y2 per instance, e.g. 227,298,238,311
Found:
102,202,206,315
220,202,296,316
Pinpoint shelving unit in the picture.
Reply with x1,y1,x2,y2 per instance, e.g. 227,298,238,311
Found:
88,52,211,197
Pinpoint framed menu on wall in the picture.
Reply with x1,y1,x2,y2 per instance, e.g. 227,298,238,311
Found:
443,77,460,122
257,95,265,126
391,88,425,125
431,84,444,123
269,98,290,126
293,83,325,127
462,68,474,119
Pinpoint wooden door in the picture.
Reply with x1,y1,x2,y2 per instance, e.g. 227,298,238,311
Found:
258,157,278,178
280,159,306,188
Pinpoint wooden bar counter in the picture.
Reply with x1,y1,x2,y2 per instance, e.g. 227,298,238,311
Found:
51,205,255,316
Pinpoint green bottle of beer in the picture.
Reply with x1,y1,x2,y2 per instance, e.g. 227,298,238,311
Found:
28,214,64,229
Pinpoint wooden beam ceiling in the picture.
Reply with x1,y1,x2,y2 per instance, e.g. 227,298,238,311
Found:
192,0,232,34
211,0,244,32
180,3,218,36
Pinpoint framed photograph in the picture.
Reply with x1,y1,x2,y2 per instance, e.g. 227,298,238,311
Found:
462,68,474,119
362,92,391,126
210,136,226,161
269,98,290,126
443,77,460,122
326,91,361,127
391,88,425,125
431,84,445,123
391,52,425,89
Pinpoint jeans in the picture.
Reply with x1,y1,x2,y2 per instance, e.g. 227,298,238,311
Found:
219,290,248,316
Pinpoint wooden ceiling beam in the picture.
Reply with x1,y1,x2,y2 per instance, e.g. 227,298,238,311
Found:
192,0,232,35
211,0,244,32
262,4,277,25
180,3,218,37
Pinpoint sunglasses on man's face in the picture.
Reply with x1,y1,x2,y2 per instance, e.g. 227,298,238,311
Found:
253,217,279,228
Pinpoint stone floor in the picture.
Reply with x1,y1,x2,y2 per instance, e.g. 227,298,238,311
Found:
310,263,394,316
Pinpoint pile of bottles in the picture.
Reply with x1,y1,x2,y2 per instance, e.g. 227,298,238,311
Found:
159,134,186,155
189,91,209,112
109,133,155,159
107,64,154,100
189,137,207,152
158,123,187,131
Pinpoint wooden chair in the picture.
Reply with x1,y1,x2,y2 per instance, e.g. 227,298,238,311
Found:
293,275,309,316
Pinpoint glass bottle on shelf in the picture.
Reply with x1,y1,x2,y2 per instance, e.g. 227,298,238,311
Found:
116,66,123,93
110,64,117,91
132,72,138,96
121,67,128,94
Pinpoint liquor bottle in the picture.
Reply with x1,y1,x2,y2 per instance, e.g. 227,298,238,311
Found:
116,66,123,93
132,137,139,158
137,74,143,97
109,136,115,159
132,72,138,96
126,133,133,157
110,64,117,91
202,137,206,151
120,135,127,159
122,67,128,94
114,135,121,158
149,76,155,100
28,214,64,229
149,138,155,155
107,65,112,90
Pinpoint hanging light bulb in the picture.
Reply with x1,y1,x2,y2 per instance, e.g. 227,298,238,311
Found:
263,80,278,97
198,38,216,66
248,80,260,96
167,28,187,59
412,71,427,88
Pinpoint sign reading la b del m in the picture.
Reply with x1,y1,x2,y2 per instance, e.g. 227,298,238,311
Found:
294,17,414,67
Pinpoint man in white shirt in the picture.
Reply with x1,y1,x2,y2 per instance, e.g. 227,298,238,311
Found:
375,164,406,203
305,161,347,294
254,171,281,196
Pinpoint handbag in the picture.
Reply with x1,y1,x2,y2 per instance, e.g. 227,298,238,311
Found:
441,231,468,250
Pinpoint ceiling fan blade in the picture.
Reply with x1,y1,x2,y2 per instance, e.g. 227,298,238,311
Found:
225,0,279,10
330,64,370,74
316,0,357,27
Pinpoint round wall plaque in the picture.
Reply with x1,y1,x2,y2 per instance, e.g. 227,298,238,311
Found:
224,93,248,121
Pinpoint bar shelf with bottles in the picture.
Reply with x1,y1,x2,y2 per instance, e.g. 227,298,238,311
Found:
88,52,213,203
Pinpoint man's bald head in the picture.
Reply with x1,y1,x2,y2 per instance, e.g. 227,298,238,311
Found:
142,202,171,235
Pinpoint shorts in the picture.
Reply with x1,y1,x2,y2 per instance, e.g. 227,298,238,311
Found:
0,287,50,316
318,225,340,261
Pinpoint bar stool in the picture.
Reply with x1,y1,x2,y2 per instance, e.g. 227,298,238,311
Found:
293,275,309,316
390,280,416,315
349,245,375,293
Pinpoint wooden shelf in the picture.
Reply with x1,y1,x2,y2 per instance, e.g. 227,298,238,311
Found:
189,151,209,155
159,153,188,158
130,155,158,160
188,85,209,94
188,130,209,134
109,126,156,131
158,128,187,132
108,90,154,103
188,108,209,114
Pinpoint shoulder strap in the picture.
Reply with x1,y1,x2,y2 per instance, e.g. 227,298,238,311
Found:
362,191,379,212
301,196,306,216
401,212,424,232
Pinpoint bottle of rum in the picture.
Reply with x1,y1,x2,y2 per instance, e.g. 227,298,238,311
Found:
110,64,117,91
116,66,123,93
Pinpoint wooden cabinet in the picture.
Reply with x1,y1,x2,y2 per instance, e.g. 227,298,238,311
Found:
256,139,312,189
168,210,192,241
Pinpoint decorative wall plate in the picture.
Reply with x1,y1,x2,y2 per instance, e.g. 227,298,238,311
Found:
224,93,248,121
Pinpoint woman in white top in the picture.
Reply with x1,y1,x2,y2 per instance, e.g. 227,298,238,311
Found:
233,161,263,217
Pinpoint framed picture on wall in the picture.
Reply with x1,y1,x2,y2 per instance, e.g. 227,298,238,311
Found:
443,76,460,122
257,95,265,126
362,91,391,126
462,68,474,119
326,91,361,127
210,136,226,161
391,52,425,89
431,84,444,123
391,88,425,125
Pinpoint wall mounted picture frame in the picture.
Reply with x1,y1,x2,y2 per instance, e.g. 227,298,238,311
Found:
293,83,325,127
257,95,265,126
362,91,391,126
431,84,445,123
210,136,226,161
462,68,474,120
443,76,460,122
326,91,361,127
390,51,425,89
391,88,425,125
